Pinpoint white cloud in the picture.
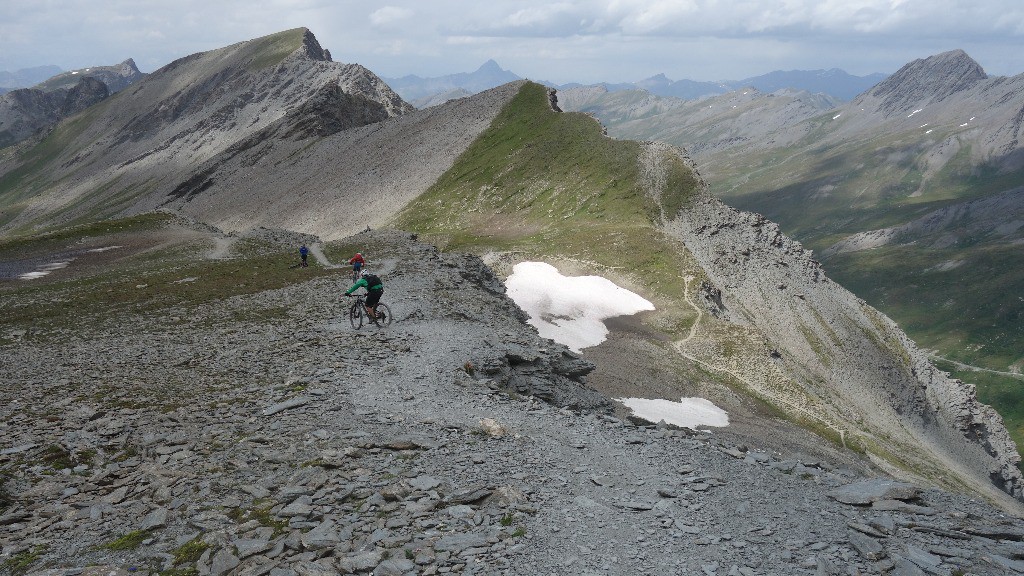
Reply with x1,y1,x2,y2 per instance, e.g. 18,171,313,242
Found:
1,0,1021,85
369,6,414,28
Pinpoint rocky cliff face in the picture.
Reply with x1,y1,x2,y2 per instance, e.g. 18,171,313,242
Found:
660,155,1024,507
0,77,108,148
860,50,988,117
0,28,414,233
33,58,145,94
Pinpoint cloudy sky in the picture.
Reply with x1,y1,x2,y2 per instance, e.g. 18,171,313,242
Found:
2,0,1022,83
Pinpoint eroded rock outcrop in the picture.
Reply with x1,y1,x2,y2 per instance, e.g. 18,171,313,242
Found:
656,143,1024,507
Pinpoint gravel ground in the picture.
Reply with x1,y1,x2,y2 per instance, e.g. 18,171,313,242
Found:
3,230,1024,576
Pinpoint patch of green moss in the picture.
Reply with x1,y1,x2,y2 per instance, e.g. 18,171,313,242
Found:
101,529,149,551
228,504,289,537
1,545,48,575
170,537,209,566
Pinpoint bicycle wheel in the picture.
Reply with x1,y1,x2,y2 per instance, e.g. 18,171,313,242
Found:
349,302,363,329
375,303,392,327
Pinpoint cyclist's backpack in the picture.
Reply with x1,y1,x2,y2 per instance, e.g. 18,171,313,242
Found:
363,273,382,290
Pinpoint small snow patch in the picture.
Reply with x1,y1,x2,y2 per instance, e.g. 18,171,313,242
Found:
506,262,654,352
19,260,72,280
618,397,729,428
832,113,842,120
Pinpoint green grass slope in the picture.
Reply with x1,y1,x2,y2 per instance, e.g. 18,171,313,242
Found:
394,82,702,329
0,213,331,342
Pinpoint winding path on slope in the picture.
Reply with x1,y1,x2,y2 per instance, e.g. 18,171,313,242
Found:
309,243,342,269
672,275,849,444
926,353,1024,379
207,236,238,260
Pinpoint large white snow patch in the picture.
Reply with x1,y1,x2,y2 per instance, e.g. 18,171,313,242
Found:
618,397,729,428
505,261,654,352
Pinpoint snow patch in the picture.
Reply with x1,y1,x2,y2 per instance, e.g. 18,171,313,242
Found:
505,262,654,352
832,113,842,120
618,397,729,428
908,109,923,118
18,260,72,280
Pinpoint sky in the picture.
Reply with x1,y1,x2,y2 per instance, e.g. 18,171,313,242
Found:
1,1,1022,84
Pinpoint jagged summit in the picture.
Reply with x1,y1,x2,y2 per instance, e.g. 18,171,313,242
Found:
861,49,987,115
32,57,145,94
297,27,332,62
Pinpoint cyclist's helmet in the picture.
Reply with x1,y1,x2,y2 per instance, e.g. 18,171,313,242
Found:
360,269,370,278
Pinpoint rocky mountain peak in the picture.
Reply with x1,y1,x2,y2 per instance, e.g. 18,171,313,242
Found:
299,27,332,62
861,49,987,115
117,58,141,75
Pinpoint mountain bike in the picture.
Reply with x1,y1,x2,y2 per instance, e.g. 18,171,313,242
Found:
347,293,392,329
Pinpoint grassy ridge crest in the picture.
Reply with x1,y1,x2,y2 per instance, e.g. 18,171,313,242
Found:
394,82,700,308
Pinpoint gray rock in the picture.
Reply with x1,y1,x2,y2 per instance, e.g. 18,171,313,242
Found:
409,476,442,491
336,551,383,572
848,531,886,561
262,396,312,416
828,479,921,505
140,507,170,531
301,520,340,550
434,532,491,552
211,548,241,576
234,538,272,559
291,560,337,576
373,558,416,575
890,554,927,576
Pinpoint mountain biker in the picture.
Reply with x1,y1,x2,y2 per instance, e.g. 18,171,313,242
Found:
345,269,383,320
348,252,365,280
299,244,309,267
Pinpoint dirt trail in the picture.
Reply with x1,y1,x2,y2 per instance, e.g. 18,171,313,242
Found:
309,243,341,269
207,236,237,259
672,275,850,445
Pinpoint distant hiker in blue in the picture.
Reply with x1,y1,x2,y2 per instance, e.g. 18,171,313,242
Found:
299,244,309,267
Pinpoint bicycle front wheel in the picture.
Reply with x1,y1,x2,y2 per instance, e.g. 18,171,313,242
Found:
349,302,363,329
376,303,392,327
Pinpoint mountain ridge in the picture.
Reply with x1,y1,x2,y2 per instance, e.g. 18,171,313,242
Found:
2,27,1023,519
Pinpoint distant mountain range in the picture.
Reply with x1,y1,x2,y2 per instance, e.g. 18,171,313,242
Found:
382,60,887,107
382,59,521,107
0,65,63,90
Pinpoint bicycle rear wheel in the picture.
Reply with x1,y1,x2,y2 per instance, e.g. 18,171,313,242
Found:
375,303,392,327
349,302,363,329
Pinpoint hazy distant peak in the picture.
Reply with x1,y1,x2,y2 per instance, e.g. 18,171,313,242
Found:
477,59,503,73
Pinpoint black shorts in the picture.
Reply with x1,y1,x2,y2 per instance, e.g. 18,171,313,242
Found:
366,289,382,308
